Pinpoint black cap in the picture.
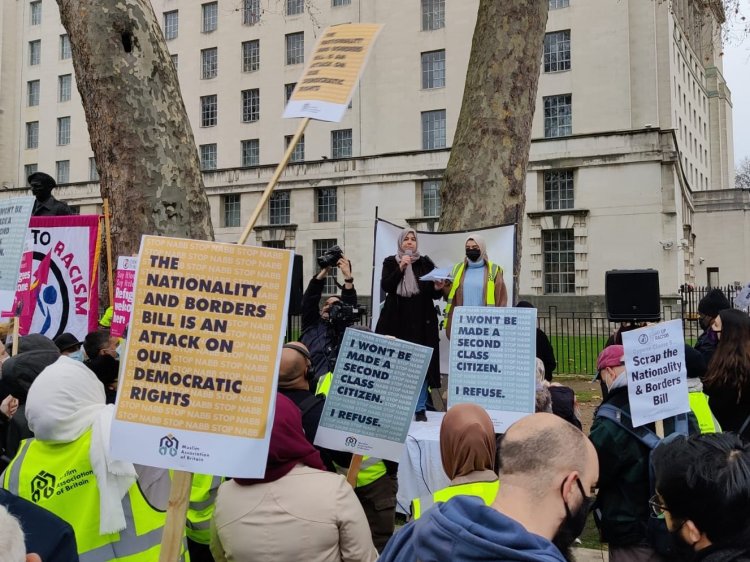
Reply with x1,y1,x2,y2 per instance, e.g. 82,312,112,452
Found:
53,332,83,353
698,289,731,318
27,171,56,189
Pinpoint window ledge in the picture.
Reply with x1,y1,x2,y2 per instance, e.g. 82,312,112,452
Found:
527,209,589,219
253,223,298,231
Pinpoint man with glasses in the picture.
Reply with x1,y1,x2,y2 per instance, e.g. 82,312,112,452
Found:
651,432,750,561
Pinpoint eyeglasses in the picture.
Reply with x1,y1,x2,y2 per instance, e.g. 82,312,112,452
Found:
648,494,668,517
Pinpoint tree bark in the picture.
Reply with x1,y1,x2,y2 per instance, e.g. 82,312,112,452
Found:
56,0,214,259
440,0,548,300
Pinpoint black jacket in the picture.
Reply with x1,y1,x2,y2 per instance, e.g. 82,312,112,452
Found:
300,277,357,379
536,328,556,381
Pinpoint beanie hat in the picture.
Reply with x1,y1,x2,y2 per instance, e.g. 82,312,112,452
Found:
698,289,731,317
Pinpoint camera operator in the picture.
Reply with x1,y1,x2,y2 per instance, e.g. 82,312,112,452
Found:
300,248,357,382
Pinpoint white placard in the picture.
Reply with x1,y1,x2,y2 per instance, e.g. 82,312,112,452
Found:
622,320,690,427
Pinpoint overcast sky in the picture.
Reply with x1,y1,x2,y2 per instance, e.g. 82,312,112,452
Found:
723,0,750,167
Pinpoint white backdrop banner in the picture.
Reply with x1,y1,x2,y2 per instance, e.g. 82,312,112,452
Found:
370,219,516,372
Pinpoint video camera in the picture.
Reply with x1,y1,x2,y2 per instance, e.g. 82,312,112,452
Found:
324,300,366,371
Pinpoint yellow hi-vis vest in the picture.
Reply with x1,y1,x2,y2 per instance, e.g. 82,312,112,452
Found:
689,391,719,434
445,261,502,315
315,372,388,488
2,431,187,562
187,473,223,545
411,480,500,520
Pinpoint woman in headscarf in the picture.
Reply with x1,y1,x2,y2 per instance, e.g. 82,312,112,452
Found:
1,355,186,561
444,233,508,337
410,403,499,519
375,228,441,421
210,393,377,562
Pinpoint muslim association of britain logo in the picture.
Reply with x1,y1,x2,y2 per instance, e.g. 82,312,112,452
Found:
30,470,56,503
638,334,649,345
345,436,358,448
159,434,179,457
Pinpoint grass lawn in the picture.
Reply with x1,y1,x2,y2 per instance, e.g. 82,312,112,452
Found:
550,335,610,376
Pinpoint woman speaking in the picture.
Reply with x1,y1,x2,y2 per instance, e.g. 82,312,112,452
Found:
375,229,441,421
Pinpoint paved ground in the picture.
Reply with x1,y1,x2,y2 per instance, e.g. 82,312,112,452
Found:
574,547,609,561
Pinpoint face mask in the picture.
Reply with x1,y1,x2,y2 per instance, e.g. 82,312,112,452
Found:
115,342,125,360
552,479,595,560
465,248,481,262
698,316,710,331
69,349,84,362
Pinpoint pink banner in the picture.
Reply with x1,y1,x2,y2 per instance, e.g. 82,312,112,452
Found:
110,256,138,338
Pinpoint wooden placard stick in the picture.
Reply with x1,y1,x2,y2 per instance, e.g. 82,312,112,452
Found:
158,470,193,562
654,419,665,438
103,198,114,306
346,454,363,488
11,301,22,356
237,117,311,245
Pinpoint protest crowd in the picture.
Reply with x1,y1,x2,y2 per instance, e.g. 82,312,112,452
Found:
0,172,749,562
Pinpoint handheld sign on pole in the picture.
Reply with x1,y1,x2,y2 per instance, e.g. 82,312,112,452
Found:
110,256,138,338
110,236,293,477
283,23,383,122
448,306,537,433
622,319,690,428
0,196,34,314
314,329,432,462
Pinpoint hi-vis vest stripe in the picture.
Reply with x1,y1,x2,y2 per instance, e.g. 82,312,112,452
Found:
3,432,186,562
411,480,499,520
316,372,388,488
445,261,502,314
187,474,223,544
689,392,719,433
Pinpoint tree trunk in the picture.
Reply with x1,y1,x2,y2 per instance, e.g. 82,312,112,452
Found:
56,0,214,260
440,0,548,299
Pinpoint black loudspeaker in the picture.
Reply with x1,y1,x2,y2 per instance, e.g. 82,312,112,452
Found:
605,269,661,322
288,254,304,316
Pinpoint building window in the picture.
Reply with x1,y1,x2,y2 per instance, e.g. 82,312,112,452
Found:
333,0,351,5
243,0,261,25
57,117,71,146
549,0,570,9
543,170,574,210
58,74,72,102
89,157,99,181
201,48,218,79
24,164,38,179
707,267,719,287
29,40,41,66
285,32,304,65
241,89,260,123
200,95,217,127
421,0,445,30
26,122,39,149
422,179,442,217
331,129,352,159
285,135,305,162
543,229,575,294
164,10,178,40
171,54,178,70
270,191,290,225
241,139,259,167
314,239,339,294
202,2,218,33
316,188,337,222
284,83,296,105
30,1,42,25
27,80,40,107
543,30,571,73
242,40,260,72
56,160,70,184
199,143,217,170
421,50,446,89
263,241,285,249
421,110,446,150
543,94,572,138
222,194,241,227
60,34,71,60
286,0,303,16
68,205,80,215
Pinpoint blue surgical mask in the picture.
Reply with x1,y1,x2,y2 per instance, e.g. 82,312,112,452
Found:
115,342,125,360
69,349,84,362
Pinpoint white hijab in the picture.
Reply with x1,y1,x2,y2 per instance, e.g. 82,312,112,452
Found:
26,356,137,534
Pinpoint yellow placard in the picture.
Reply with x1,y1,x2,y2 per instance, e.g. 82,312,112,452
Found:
290,23,383,105
114,237,291,440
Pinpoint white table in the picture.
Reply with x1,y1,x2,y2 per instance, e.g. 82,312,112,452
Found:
396,411,450,514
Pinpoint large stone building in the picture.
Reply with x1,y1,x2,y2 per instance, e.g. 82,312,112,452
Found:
0,0,743,306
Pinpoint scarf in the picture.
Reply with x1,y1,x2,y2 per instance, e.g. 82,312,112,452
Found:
395,228,421,297
25,356,137,535
235,393,326,485
440,403,496,479
465,233,489,263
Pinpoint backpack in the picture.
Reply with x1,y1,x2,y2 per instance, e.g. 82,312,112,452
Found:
595,404,691,557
